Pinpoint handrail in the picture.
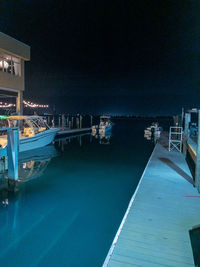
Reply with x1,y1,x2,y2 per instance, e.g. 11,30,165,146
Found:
0,127,19,131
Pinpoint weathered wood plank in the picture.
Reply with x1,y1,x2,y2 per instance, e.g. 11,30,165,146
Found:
104,143,200,266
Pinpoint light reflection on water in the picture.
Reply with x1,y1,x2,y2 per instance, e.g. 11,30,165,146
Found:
0,119,154,267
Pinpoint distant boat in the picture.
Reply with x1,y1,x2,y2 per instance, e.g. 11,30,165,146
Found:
144,122,162,140
0,115,59,153
99,115,112,134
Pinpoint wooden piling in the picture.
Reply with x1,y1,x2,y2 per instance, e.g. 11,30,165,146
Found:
183,113,190,156
62,114,65,129
80,115,82,129
90,115,93,127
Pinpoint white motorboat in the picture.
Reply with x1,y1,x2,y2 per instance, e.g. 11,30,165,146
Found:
144,122,162,140
0,115,59,153
99,115,112,134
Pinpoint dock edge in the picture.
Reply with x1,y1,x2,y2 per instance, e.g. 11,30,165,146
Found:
102,144,157,266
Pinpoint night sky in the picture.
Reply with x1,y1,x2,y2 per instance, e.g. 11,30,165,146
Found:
0,0,199,115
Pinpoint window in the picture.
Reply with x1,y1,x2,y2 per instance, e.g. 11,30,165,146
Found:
0,51,21,76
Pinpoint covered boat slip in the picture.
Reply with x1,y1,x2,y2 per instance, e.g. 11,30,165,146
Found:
104,143,200,267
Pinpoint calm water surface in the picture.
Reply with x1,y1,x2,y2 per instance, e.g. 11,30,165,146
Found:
0,119,154,267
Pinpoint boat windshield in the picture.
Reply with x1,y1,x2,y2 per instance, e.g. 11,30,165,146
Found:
0,118,9,128
100,117,111,125
29,117,49,130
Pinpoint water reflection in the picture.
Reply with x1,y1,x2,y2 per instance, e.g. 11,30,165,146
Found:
91,130,112,145
0,120,154,267
18,145,58,182
0,145,58,208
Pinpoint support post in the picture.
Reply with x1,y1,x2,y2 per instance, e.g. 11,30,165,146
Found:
72,117,74,129
7,128,19,180
195,110,200,193
16,91,23,115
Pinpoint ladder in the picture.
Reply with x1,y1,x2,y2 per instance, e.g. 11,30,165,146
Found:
169,126,183,152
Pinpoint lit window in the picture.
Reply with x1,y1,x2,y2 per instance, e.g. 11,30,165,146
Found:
0,51,21,76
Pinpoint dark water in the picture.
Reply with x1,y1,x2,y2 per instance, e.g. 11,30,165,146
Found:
0,119,155,267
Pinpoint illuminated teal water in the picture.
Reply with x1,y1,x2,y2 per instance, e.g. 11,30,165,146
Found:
0,119,155,267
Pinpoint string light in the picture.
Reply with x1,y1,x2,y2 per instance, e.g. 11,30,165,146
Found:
23,100,49,108
0,100,49,108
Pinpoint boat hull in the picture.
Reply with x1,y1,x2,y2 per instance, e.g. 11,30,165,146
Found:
19,128,58,152
99,124,112,133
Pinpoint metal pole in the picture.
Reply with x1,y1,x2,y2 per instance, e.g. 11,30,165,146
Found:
195,110,200,193
7,128,19,180
72,117,74,129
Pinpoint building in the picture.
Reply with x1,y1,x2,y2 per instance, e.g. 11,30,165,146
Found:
0,32,30,114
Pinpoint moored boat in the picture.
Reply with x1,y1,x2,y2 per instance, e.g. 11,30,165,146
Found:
99,115,112,134
0,115,59,153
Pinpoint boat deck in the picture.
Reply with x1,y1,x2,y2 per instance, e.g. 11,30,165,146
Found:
104,141,200,266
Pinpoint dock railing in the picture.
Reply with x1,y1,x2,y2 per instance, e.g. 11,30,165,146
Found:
169,126,183,152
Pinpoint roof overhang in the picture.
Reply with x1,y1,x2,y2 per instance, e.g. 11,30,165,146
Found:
0,32,30,61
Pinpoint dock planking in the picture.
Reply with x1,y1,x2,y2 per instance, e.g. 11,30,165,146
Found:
104,143,200,267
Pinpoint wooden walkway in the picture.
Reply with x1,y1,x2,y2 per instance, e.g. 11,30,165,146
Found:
104,142,200,267
56,127,91,137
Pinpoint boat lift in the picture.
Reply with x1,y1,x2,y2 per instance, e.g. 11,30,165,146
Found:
0,127,19,180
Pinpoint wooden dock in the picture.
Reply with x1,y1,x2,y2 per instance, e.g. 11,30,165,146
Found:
104,141,200,266
56,127,91,138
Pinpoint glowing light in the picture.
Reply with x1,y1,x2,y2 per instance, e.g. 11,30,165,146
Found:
23,100,49,108
0,100,49,108
0,60,9,69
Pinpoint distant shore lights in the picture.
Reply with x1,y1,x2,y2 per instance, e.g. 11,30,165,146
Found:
0,100,49,108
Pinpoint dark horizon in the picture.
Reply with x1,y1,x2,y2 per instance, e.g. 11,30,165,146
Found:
0,0,199,115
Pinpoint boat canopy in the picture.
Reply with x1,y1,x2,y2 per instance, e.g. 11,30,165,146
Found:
100,115,110,119
7,115,28,120
4,115,50,137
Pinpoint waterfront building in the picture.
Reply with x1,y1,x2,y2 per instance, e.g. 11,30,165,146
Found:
0,32,30,114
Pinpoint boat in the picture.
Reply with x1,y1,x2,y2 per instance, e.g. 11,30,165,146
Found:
99,115,112,134
144,122,162,140
0,115,59,153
